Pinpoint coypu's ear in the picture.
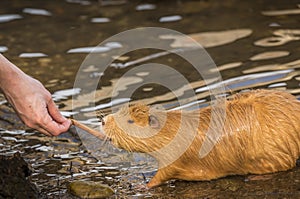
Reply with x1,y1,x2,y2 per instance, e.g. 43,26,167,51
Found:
149,115,160,129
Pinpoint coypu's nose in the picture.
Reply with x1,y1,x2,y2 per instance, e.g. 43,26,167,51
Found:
100,118,105,126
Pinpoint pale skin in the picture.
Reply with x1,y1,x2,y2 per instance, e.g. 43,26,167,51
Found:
0,54,71,136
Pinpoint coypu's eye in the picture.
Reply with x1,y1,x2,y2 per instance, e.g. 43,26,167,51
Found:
128,119,134,124
149,115,160,129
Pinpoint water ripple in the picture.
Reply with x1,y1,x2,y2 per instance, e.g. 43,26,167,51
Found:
23,8,52,16
136,4,156,11
159,15,182,23
195,69,293,93
0,14,22,23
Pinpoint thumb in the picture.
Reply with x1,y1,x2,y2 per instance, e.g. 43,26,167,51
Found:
47,99,68,124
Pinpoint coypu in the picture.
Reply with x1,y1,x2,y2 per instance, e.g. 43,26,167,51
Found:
74,89,300,188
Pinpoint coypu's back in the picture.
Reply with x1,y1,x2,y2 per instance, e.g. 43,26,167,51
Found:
195,89,300,177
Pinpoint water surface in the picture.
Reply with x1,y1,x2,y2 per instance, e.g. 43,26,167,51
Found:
1,0,300,198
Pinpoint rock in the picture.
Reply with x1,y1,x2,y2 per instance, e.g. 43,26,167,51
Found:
0,153,40,199
68,181,114,199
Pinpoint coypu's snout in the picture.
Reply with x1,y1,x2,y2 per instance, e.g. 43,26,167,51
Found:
100,114,128,149
100,104,169,152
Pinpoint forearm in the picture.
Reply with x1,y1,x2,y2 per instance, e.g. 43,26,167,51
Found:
0,54,26,93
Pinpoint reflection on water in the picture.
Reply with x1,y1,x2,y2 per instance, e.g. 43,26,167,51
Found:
249,51,290,61
262,5,300,16
243,59,300,74
195,69,294,93
90,17,110,23
0,14,22,23
161,29,252,48
159,15,182,23
22,8,52,16
67,42,122,53
19,52,48,58
0,46,8,53
254,29,300,47
135,4,156,11
1,0,300,198
66,0,91,6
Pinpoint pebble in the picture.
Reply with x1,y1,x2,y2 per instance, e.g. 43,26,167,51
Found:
68,181,114,199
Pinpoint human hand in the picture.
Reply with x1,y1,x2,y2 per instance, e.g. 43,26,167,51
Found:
5,75,71,136
0,55,71,136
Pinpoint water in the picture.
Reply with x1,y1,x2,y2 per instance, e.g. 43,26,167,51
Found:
1,0,300,198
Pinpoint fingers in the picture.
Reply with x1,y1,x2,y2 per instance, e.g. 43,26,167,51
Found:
41,119,70,136
38,100,71,136
34,114,71,136
35,127,53,137
24,99,71,136
47,99,67,123
36,90,71,136
47,99,72,134
22,116,53,137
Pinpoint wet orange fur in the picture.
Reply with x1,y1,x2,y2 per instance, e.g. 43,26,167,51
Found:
101,90,300,188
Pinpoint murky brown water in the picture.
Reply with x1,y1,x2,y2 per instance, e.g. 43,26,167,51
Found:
1,0,300,198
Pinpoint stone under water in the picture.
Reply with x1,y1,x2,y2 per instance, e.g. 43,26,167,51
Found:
68,180,114,199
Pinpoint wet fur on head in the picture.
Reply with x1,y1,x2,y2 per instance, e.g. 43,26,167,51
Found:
103,103,184,153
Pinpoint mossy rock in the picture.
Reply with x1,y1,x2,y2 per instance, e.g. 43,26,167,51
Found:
68,181,114,199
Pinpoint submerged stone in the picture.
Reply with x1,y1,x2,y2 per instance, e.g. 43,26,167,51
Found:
68,181,114,199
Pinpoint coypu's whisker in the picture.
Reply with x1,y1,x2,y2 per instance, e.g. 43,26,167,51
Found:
99,136,108,148
102,133,113,147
